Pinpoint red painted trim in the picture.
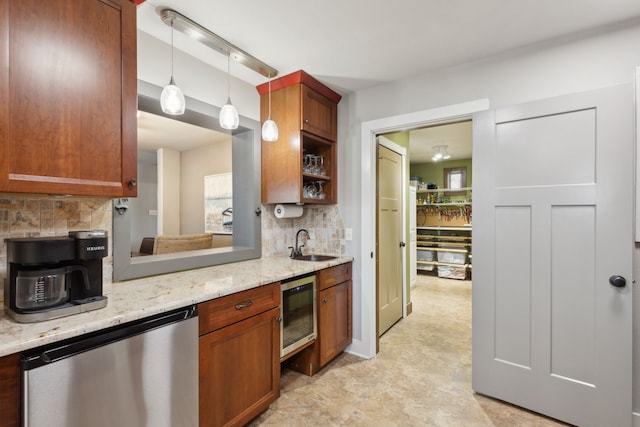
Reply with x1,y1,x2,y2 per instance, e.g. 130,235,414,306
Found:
256,70,342,104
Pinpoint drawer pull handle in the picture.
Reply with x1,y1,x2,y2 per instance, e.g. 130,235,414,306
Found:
322,298,328,304
235,300,253,310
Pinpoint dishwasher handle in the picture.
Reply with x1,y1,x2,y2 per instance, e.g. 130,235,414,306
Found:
23,305,198,370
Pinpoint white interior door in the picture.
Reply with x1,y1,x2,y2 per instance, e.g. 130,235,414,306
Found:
472,84,633,427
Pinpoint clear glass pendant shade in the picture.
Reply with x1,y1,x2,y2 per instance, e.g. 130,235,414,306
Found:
160,77,186,115
219,98,239,130
262,118,278,141
261,74,278,141
161,20,185,116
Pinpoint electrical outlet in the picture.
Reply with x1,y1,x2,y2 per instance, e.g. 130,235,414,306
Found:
308,230,316,240
345,228,353,241
149,209,158,216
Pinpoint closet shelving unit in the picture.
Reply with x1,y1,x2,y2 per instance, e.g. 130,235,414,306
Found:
415,187,472,280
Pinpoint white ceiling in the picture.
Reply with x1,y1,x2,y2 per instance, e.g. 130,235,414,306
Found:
137,111,229,152
136,0,640,93
135,1,640,161
407,121,472,164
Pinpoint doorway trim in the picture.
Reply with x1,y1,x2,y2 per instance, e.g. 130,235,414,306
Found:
356,99,489,359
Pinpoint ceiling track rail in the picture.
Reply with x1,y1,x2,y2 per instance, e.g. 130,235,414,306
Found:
159,8,278,78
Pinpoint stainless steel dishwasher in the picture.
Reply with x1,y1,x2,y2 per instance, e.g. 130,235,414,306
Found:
22,305,198,427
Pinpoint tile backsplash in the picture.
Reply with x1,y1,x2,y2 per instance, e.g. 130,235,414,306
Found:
261,204,346,257
0,196,114,302
0,196,345,303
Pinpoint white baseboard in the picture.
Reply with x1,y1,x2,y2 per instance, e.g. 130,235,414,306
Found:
633,411,640,427
344,339,373,360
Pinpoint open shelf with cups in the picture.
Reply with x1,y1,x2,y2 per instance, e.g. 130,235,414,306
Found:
301,131,336,204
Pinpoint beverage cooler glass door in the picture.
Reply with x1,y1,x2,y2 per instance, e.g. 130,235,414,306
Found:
281,275,317,357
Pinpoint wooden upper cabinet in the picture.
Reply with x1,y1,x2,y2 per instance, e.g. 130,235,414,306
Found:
0,0,137,197
257,70,341,205
301,84,337,141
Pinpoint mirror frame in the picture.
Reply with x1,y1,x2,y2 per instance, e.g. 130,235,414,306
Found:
113,81,262,281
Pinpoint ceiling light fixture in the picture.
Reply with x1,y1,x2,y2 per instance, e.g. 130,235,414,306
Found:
261,74,278,141
432,145,451,162
158,9,279,129
160,18,186,116
219,53,239,130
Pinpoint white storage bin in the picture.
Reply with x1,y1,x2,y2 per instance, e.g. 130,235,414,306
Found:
437,250,466,265
417,249,434,271
437,265,467,280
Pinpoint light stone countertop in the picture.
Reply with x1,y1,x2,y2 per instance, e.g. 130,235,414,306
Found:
0,255,353,357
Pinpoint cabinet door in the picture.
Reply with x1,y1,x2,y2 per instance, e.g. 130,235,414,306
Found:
0,353,20,427
318,280,352,367
199,307,280,427
0,0,137,197
301,85,337,141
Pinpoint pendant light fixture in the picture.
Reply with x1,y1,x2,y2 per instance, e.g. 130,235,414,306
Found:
261,74,278,141
219,53,239,130
160,18,186,115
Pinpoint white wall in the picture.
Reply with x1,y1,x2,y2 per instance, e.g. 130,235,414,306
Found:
158,148,181,235
180,141,232,235
341,20,640,415
129,150,158,253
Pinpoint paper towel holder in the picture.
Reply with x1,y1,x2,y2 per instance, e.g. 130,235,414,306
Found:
274,204,304,219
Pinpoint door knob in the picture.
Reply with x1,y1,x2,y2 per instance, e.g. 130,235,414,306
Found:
399,241,406,248
609,275,626,288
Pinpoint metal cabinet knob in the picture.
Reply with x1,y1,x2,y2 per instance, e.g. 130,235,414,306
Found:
609,275,626,288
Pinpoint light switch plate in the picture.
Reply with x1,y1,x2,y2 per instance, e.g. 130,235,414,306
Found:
345,228,353,241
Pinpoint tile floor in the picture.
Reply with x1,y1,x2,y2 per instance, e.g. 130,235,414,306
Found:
251,274,570,427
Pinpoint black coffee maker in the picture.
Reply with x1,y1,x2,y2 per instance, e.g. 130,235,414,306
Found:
4,230,108,323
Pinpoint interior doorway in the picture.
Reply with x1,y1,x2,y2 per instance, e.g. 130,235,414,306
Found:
357,99,489,359
376,120,473,345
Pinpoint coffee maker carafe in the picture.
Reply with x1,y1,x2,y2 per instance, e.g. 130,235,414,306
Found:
4,231,108,323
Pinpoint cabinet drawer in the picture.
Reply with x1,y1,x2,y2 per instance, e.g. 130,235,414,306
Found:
317,262,352,291
199,282,280,335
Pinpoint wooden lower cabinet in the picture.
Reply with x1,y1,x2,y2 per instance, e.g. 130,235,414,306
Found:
199,284,280,427
287,263,353,376
0,353,21,427
319,280,352,367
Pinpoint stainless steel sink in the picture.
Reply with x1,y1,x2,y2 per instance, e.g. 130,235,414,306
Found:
291,254,337,262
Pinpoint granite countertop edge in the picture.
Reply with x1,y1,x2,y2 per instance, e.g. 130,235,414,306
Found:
0,255,353,358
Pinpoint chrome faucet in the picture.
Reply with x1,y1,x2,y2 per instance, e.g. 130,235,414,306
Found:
290,228,309,258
